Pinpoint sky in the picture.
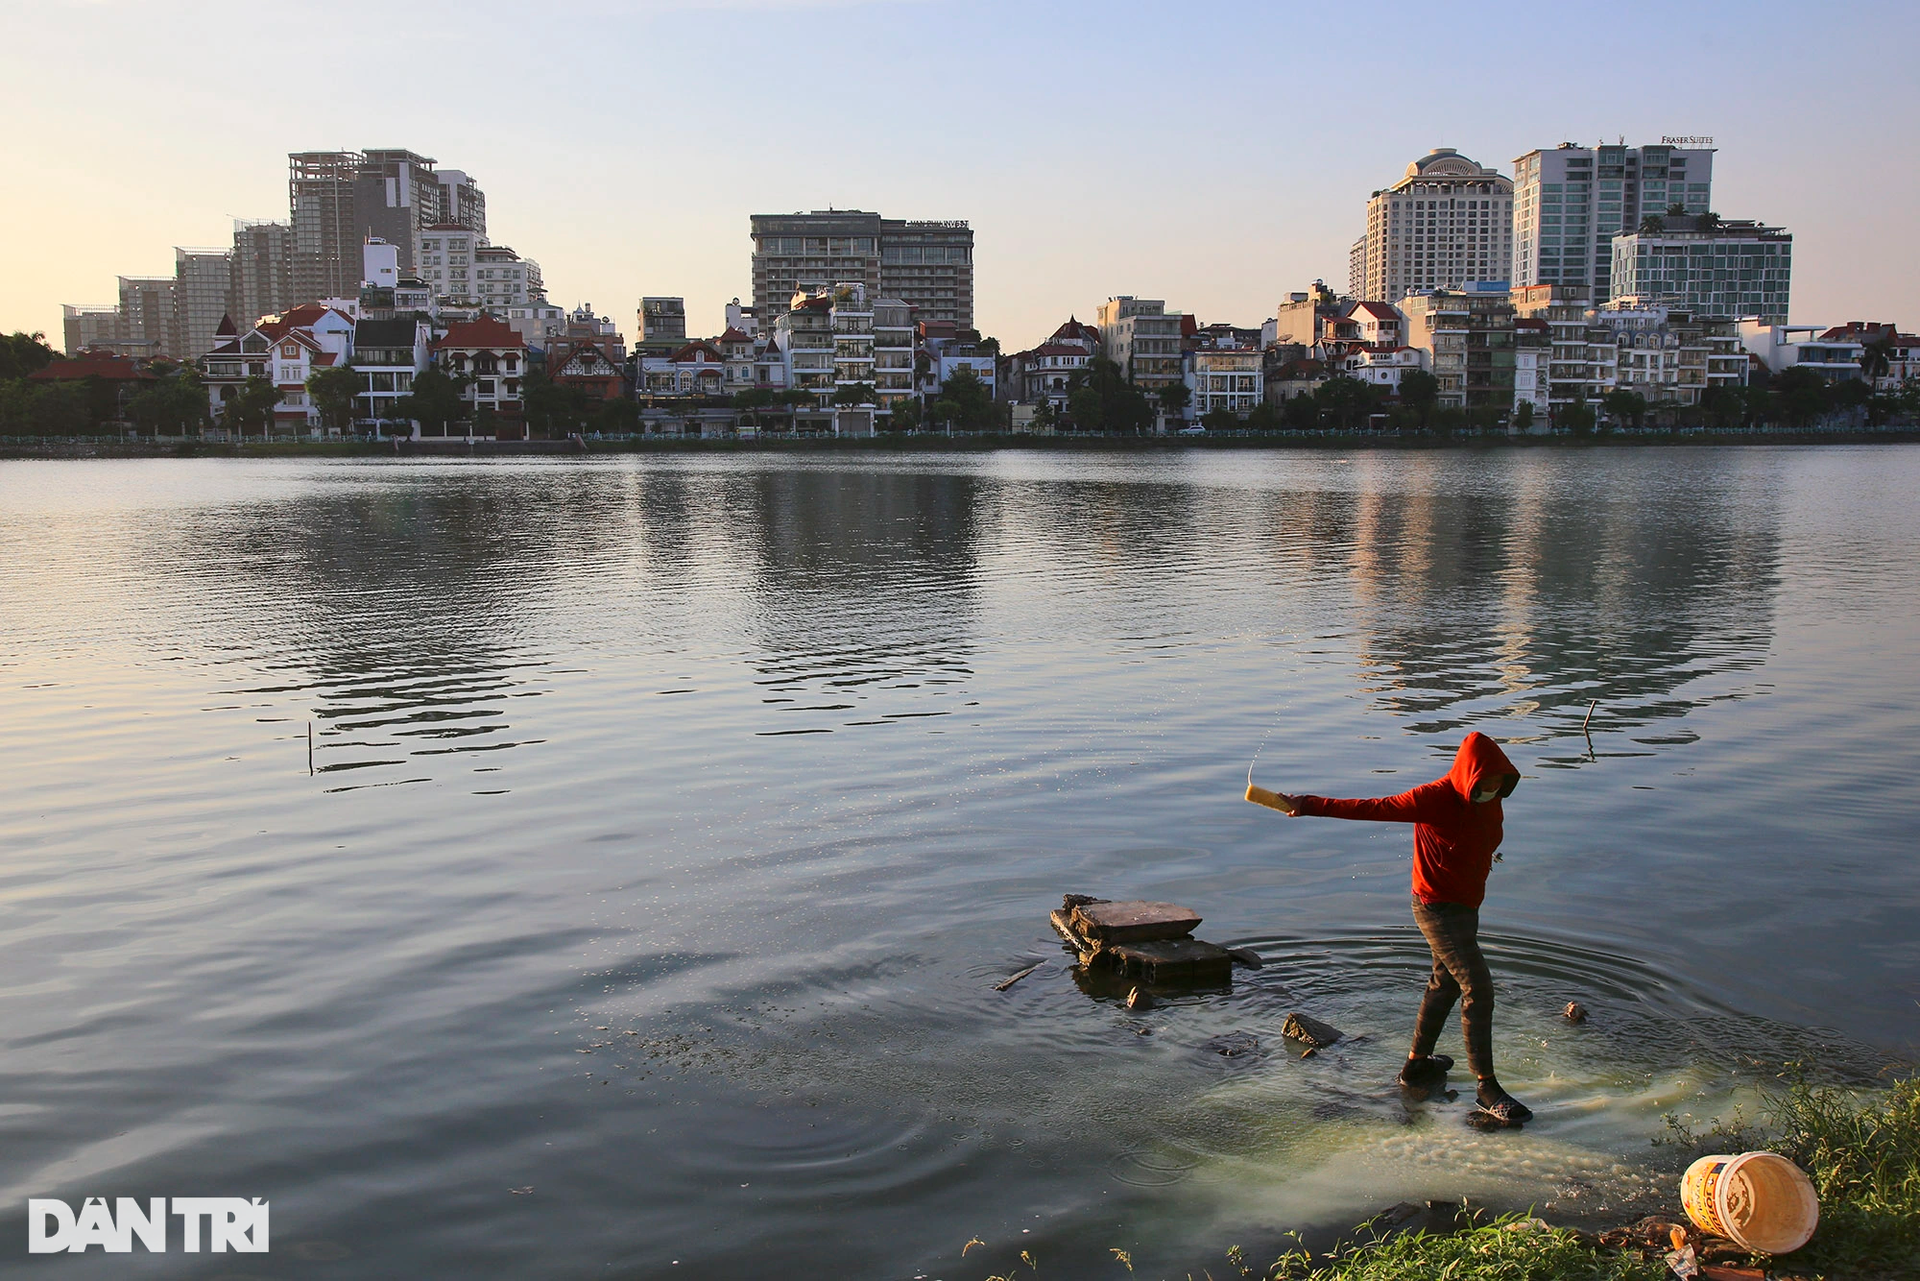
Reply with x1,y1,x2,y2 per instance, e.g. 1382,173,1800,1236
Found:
3,0,1917,353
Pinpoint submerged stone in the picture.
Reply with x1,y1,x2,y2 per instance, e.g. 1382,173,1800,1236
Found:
1201,1031,1259,1058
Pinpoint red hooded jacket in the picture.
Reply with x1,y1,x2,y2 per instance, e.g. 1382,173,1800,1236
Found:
1294,732,1520,908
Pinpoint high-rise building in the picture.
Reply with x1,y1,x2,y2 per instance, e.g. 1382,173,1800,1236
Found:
1608,216,1789,323
117,275,177,359
354,150,442,274
750,211,974,328
1356,149,1514,305
435,169,486,239
174,247,234,360
289,150,486,305
1510,142,1714,297
61,304,119,355
230,219,292,330
289,151,362,304
878,219,973,327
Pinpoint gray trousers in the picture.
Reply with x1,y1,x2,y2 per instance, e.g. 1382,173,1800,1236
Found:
1410,897,1495,1079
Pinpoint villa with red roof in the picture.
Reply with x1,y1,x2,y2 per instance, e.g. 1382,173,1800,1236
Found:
431,316,527,437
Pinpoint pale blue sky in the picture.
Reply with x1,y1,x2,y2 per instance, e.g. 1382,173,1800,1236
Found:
4,0,1915,350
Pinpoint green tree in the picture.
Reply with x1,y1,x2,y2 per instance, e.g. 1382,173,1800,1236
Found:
0,331,59,381
307,365,362,435
1244,400,1282,432
126,373,209,436
832,381,878,407
1559,400,1596,438
593,397,640,435
1666,202,1687,217
1156,381,1191,422
1315,375,1377,432
975,336,1000,354
1602,388,1648,430
1697,210,1722,230
0,379,29,434
1513,400,1535,432
394,366,469,436
1063,357,1152,434
927,397,958,430
1769,366,1828,426
223,375,282,440
1398,368,1440,430
940,367,997,431
1700,384,1746,430
1859,337,1893,388
30,381,94,435
1199,406,1239,432
1637,214,1666,234
522,368,594,436
888,397,923,431
1282,393,1319,431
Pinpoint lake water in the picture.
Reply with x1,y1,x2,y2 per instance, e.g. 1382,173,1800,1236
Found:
0,448,1915,1278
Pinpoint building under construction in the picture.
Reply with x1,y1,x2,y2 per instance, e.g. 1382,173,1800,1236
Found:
288,149,487,306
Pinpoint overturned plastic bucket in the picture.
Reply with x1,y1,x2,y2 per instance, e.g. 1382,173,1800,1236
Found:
1680,1151,1819,1254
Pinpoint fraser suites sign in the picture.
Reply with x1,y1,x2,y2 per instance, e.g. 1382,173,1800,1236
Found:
27,1197,268,1254
1660,135,1714,146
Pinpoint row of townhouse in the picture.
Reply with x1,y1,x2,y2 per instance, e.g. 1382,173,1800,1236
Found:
1000,283,1765,431
631,283,997,434
200,304,535,437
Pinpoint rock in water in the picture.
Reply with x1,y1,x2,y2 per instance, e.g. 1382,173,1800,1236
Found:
1563,1001,1588,1023
1201,1031,1259,1058
1226,947,1264,968
1281,1011,1343,1048
1069,900,1203,944
1126,986,1153,1011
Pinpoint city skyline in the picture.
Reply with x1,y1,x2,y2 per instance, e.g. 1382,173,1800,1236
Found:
4,0,1917,352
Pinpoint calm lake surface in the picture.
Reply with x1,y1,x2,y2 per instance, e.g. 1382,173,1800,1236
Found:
1,448,1915,1278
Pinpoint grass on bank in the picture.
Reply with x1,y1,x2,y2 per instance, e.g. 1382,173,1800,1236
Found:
969,1071,1920,1281
1252,1070,1920,1281
1748,1070,1920,1278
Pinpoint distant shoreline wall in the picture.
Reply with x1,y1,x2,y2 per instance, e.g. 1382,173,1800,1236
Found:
4,428,1919,460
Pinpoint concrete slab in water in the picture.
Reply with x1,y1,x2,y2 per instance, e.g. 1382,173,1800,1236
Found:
1104,937,1233,984
1070,900,1202,944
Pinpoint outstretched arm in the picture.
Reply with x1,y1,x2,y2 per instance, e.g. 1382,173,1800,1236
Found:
1247,779,1454,823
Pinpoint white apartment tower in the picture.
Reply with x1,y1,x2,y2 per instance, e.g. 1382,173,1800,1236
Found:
1510,142,1714,296
1357,149,1513,304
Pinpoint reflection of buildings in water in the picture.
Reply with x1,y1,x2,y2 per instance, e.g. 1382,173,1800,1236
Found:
166,474,645,783
723,467,986,732
1340,457,1782,745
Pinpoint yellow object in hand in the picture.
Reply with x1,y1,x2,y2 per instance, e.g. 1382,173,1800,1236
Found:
1246,784,1288,812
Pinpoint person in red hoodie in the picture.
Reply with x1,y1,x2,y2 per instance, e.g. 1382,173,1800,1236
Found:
1247,731,1531,1124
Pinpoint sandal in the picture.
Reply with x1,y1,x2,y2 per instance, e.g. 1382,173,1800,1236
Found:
1475,1088,1533,1125
1396,1054,1454,1087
